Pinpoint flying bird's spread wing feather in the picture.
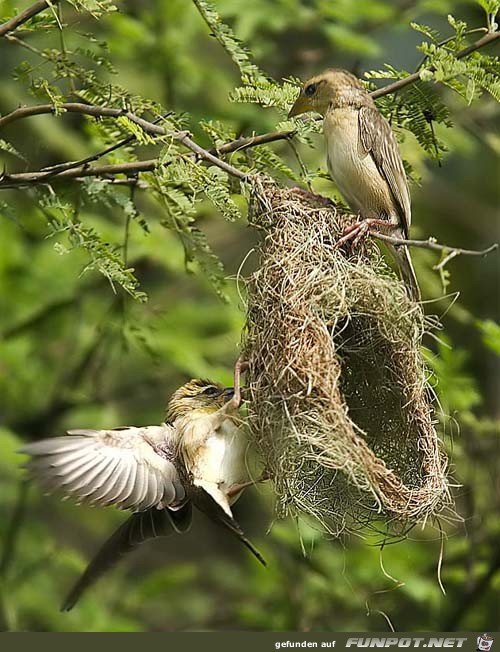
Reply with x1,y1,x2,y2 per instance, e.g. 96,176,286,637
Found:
21,425,185,512
61,503,193,612
358,105,411,237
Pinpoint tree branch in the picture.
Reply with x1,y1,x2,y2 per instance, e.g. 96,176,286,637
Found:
0,103,248,181
443,544,500,629
372,232,498,262
0,159,159,187
370,29,500,99
0,27,496,187
0,102,167,134
0,480,29,631
0,0,59,38
0,481,30,578
217,27,500,153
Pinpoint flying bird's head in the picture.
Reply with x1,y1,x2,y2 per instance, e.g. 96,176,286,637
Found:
166,379,235,423
288,69,371,117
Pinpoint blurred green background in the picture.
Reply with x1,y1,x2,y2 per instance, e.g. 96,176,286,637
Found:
0,0,499,632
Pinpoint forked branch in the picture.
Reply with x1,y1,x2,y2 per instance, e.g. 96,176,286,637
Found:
373,232,498,267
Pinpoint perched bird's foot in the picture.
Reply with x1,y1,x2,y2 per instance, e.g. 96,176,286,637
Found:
334,217,391,249
231,356,249,409
290,187,335,209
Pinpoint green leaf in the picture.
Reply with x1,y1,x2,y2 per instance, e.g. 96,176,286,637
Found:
476,319,500,356
191,0,265,83
0,139,26,162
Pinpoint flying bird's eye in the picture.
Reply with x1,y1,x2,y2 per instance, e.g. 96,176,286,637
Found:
201,385,219,396
304,83,317,97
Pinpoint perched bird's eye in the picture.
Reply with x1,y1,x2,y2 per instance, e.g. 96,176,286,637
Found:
304,83,317,97
201,385,219,396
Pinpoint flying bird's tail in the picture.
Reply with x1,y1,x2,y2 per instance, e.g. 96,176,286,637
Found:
191,487,267,567
61,503,192,612
389,242,421,302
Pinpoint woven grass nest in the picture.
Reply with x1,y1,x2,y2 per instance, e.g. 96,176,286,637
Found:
242,181,450,536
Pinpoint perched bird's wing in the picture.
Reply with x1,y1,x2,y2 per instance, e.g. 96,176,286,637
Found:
190,485,266,567
61,503,193,612
358,106,411,236
21,425,185,511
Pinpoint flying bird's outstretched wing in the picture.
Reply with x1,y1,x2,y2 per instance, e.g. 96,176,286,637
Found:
21,425,185,512
61,503,193,612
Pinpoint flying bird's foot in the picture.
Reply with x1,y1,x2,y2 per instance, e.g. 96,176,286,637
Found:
290,187,335,209
226,472,270,499
231,356,249,409
334,217,392,249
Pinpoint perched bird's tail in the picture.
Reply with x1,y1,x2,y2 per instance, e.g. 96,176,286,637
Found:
389,243,421,302
61,503,192,612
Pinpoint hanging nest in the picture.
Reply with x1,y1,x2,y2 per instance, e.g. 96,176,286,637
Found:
242,181,450,536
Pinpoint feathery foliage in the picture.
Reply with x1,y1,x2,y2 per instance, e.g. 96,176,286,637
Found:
0,0,499,632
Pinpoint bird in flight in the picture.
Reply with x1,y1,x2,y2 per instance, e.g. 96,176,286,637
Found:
289,68,420,301
21,368,265,611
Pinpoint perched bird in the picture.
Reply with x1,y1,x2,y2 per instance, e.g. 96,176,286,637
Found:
288,68,420,301
21,376,265,611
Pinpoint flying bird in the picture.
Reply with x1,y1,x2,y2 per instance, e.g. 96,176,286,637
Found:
288,68,420,301
21,374,265,611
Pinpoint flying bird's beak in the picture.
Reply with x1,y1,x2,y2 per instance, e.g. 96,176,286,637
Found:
288,94,310,118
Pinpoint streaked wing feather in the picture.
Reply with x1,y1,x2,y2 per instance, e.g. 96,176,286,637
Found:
358,105,411,236
116,461,137,509
20,425,183,511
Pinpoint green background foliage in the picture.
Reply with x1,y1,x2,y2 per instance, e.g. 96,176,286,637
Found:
0,0,499,632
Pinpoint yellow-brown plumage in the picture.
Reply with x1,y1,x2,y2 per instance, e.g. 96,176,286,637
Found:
20,377,263,610
289,68,420,301
166,379,250,516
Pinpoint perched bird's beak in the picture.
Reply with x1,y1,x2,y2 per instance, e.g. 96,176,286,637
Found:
223,387,235,401
288,95,311,118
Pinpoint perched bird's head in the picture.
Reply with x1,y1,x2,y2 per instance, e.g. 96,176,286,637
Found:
288,69,371,117
166,379,234,423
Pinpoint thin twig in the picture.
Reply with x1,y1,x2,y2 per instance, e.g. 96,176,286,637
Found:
372,232,498,261
0,0,59,38
218,27,500,152
0,104,248,181
0,25,497,188
37,134,138,179
0,481,30,578
35,114,168,180
0,102,167,133
371,29,500,99
0,480,30,631
443,544,500,629
0,159,159,186
4,32,47,56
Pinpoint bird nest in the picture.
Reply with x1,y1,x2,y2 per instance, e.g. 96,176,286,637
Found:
242,181,450,536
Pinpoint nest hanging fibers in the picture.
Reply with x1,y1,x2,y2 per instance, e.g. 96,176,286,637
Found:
242,182,450,535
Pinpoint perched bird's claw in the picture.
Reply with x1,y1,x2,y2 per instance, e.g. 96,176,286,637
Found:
334,217,393,249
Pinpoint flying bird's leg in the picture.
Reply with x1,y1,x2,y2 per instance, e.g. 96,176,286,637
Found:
231,356,249,409
226,471,270,499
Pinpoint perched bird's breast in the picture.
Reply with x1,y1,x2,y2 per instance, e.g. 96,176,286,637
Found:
324,108,397,218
